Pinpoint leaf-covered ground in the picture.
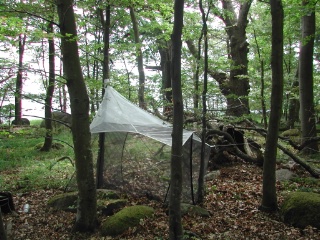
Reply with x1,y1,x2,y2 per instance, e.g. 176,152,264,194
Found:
3,162,320,240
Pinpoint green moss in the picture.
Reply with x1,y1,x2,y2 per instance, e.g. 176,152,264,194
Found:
47,192,78,212
281,192,320,229
96,189,120,199
101,205,154,236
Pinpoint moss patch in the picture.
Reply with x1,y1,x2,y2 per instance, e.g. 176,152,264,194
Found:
101,205,154,236
280,191,320,229
47,192,78,212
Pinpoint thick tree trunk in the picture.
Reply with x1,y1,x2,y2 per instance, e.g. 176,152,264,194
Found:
186,0,252,118
299,0,318,153
41,21,55,152
130,6,146,109
14,33,26,125
169,0,184,239
56,0,97,232
260,0,284,212
221,0,252,116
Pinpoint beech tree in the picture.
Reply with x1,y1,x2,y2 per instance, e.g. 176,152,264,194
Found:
41,5,56,151
56,0,97,231
169,0,184,238
260,0,284,212
299,0,318,153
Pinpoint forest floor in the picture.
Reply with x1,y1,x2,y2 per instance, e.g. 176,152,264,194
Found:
2,160,320,240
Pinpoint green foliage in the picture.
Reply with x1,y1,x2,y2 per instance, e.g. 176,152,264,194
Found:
0,126,75,191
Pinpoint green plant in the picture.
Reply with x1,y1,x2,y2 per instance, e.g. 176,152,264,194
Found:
0,127,75,191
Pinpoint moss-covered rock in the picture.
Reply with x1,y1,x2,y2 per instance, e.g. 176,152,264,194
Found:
96,189,120,199
48,189,123,213
181,203,210,217
280,192,320,229
47,192,78,212
281,129,300,137
98,199,127,216
101,205,154,236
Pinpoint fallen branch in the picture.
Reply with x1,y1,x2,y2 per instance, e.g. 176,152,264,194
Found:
276,143,320,178
237,122,320,178
207,129,262,165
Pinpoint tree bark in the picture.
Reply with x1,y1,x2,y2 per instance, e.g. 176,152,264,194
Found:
169,0,184,239
130,6,146,109
56,0,97,232
158,39,173,114
41,20,55,152
197,0,208,204
97,5,111,189
299,0,318,153
260,0,284,212
220,0,252,116
287,76,300,129
14,33,26,125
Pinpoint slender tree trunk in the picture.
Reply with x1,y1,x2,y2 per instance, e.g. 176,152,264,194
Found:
130,6,146,109
299,0,318,153
260,0,284,212
14,33,26,125
97,5,111,189
197,0,208,204
56,0,97,232
41,21,55,152
287,74,300,129
169,0,184,239
158,40,173,114
252,27,268,128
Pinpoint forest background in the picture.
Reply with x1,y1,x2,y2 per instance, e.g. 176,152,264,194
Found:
0,0,320,239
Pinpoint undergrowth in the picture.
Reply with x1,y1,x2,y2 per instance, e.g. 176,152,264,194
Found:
0,121,75,192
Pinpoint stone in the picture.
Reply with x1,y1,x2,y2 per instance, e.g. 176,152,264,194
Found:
276,169,296,182
47,192,78,213
101,205,154,236
12,118,30,126
99,199,127,216
281,129,300,137
96,189,120,199
40,111,72,129
280,192,320,229
205,170,221,181
47,189,122,213
181,203,210,217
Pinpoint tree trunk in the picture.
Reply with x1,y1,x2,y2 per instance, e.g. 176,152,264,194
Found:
252,27,267,128
299,0,318,153
97,5,111,189
260,0,284,212
0,211,7,240
197,0,208,204
41,21,55,152
158,39,173,114
56,0,97,232
14,33,26,125
220,0,252,116
130,6,146,109
287,76,300,129
186,0,253,119
169,0,184,239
